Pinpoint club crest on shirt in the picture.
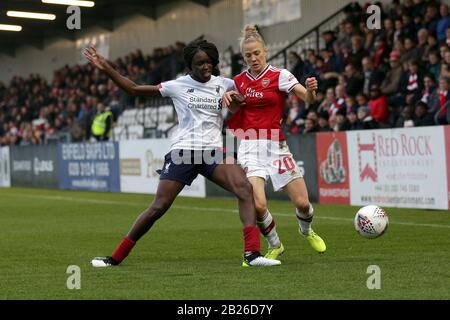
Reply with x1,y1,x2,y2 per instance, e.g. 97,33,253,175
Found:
262,78,270,88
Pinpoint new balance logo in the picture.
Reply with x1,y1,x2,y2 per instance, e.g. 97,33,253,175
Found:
187,88,195,93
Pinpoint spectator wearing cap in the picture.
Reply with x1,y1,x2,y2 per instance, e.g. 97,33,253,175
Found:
381,51,403,96
414,101,435,126
368,85,390,125
317,111,333,132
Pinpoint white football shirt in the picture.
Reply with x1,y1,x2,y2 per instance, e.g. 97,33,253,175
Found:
159,75,235,150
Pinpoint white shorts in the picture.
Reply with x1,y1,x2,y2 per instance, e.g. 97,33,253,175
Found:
238,140,303,192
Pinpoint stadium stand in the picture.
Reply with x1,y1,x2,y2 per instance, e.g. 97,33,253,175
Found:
1,1,450,147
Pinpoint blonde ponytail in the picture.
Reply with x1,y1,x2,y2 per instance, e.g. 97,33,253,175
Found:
239,24,266,51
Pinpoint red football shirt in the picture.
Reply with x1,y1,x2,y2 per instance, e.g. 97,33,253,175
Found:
228,64,299,141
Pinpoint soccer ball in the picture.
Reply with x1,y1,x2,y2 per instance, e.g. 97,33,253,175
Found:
354,205,389,239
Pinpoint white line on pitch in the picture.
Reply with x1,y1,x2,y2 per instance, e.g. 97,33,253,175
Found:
2,193,450,229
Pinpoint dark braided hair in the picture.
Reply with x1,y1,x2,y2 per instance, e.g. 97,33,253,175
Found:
183,39,219,71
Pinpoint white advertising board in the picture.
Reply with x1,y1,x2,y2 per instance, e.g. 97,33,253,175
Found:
0,147,11,188
120,139,206,198
347,127,448,210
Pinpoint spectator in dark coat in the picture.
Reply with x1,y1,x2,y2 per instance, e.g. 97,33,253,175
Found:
414,101,435,126
437,4,450,42
317,111,333,132
356,106,379,130
399,59,424,104
395,105,415,128
288,51,316,86
345,63,364,97
362,57,385,96
348,35,370,70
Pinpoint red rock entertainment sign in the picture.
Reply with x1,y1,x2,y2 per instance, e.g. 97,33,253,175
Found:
347,127,448,210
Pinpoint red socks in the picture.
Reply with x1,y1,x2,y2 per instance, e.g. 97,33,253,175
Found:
111,237,136,264
111,229,259,263
243,226,260,254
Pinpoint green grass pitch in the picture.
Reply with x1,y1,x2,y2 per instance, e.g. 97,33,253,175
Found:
0,187,449,300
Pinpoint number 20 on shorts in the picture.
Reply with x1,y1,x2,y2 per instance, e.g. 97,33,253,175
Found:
273,156,296,174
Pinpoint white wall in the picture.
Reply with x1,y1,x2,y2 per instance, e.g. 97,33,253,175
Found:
108,0,242,60
0,38,76,83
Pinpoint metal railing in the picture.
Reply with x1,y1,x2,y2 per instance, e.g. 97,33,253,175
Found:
268,2,355,69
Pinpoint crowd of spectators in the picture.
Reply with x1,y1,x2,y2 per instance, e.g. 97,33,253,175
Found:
0,41,186,146
283,0,450,135
2,0,450,146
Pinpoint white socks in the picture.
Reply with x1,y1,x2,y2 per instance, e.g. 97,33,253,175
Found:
257,210,281,249
296,204,314,236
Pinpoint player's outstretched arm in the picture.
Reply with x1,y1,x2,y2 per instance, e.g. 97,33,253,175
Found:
83,46,161,97
292,77,318,104
222,90,246,113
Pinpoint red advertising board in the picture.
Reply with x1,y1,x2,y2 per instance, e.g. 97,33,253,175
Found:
445,126,450,210
316,132,350,204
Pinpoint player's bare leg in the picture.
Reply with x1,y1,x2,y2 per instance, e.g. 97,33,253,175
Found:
248,176,284,259
127,180,185,241
91,180,185,267
284,178,326,253
209,157,280,266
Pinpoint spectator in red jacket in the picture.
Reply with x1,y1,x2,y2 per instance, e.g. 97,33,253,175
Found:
368,84,390,125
